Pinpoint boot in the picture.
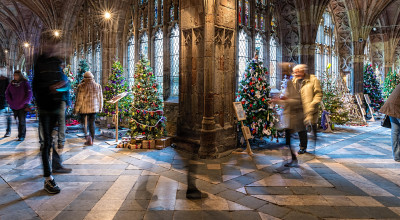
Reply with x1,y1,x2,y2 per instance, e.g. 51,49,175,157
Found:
84,136,93,146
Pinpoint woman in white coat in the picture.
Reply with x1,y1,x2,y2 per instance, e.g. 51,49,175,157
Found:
74,71,103,145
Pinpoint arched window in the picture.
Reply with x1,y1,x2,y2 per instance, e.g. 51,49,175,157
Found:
315,11,339,80
127,35,135,88
238,29,249,83
237,0,270,87
170,23,179,97
140,33,148,59
126,0,180,99
73,51,78,75
315,10,338,80
94,43,102,84
79,47,84,62
87,46,92,71
255,33,264,62
154,29,163,96
269,37,278,89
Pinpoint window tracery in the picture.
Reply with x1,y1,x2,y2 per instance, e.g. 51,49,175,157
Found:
315,10,338,81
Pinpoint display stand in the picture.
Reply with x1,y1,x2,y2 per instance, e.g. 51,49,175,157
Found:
320,101,333,132
355,94,368,125
363,94,375,121
232,102,253,156
105,92,129,145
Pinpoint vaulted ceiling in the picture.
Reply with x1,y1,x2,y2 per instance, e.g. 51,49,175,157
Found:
1,0,400,65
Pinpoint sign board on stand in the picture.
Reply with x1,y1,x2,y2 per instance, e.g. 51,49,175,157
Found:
105,92,130,145
233,102,253,156
355,94,368,125
363,94,375,121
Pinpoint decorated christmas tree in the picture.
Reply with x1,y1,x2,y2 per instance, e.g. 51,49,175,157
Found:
336,76,366,125
236,56,277,139
64,65,76,120
320,64,349,125
363,64,384,111
76,60,89,86
102,60,132,120
129,58,166,139
383,68,400,100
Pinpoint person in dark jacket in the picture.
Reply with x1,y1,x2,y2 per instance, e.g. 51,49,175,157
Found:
0,73,11,137
33,42,72,194
5,70,32,141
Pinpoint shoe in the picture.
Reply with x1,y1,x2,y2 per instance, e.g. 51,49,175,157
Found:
53,167,72,173
3,132,10,137
44,179,61,194
186,189,208,200
298,149,307,154
284,159,299,167
58,144,64,149
84,136,93,146
17,137,25,141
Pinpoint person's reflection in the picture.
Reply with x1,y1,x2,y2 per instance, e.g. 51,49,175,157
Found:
186,153,208,199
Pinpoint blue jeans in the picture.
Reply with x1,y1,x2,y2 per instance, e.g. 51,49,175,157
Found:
389,116,400,161
0,108,11,134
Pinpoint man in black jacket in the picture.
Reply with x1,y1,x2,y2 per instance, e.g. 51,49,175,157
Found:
0,73,11,137
33,42,72,194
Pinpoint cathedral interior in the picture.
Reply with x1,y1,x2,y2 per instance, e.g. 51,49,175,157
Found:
1,0,400,219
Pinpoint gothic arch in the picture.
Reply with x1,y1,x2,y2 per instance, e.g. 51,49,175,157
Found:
329,0,353,76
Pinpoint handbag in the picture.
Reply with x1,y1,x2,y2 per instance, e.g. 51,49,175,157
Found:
381,115,391,128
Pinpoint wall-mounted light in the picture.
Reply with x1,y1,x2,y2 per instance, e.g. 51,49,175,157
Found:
54,30,60,37
104,11,111,20
4,49,8,53
24,42,30,48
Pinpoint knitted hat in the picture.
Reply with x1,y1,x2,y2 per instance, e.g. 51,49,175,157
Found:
84,71,94,78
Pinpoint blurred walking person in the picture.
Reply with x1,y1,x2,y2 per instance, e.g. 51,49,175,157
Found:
74,71,103,146
33,41,72,194
380,83,400,162
5,70,32,141
0,73,11,137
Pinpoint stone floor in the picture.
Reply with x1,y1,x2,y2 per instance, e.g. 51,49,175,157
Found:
0,117,399,220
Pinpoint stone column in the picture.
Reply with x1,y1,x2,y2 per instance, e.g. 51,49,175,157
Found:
299,43,316,74
352,41,366,94
177,0,236,157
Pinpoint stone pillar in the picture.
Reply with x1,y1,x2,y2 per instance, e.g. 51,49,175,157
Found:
177,0,236,158
299,43,316,74
352,41,366,94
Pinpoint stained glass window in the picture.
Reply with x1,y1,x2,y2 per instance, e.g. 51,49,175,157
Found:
269,37,277,89
87,46,92,71
255,33,263,62
170,3,174,22
161,0,164,23
255,14,258,29
140,33,148,59
73,51,78,76
154,0,158,26
238,29,249,83
94,43,102,84
127,35,135,88
79,47,84,62
245,0,249,27
315,10,338,81
261,15,264,30
238,0,242,24
170,23,179,97
154,29,163,96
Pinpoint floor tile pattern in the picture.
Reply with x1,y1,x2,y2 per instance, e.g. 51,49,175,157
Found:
0,117,399,219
